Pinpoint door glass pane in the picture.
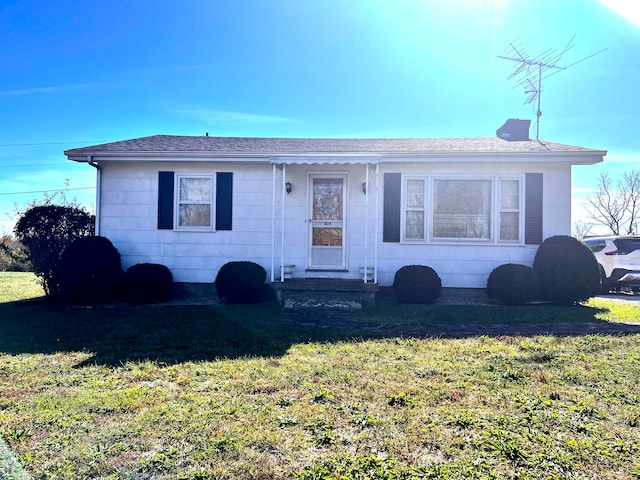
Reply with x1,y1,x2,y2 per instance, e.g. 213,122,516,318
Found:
312,228,342,246
313,178,343,220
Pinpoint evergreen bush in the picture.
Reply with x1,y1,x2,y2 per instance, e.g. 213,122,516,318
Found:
56,236,123,304
392,265,442,304
124,263,173,304
533,235,601,305
13,204,94,295
486,263,540,305
215,261,274,304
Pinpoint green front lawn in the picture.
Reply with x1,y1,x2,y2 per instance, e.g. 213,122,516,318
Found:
0,272,44,303
1,272,639,479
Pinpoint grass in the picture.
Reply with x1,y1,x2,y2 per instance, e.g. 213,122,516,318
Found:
1,272,640,479
0,272,44,303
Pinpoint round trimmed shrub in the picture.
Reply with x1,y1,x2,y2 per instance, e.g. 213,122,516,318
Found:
124,263,173,304
533,235,601,305
392,265,442,304
56,236,123,304
486,263,540,305
215,261,274,304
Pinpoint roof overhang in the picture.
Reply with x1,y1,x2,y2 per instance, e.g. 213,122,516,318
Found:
67,149,606,166
66,152,273,163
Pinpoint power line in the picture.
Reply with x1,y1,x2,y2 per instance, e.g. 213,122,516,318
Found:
0,187,95,196
0,140,108,147
0,163,69,168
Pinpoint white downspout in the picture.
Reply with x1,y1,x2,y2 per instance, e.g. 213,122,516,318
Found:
281,164,287,282
374,163,379,284
364,163,369,283
88,157,101,236
271,163,276,282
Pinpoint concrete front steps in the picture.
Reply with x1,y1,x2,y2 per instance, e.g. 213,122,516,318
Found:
271,279,379,308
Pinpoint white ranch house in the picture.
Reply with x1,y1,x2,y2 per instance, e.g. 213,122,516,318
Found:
65,120,605,289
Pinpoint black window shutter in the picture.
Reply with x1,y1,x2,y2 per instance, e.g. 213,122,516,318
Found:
157,171,174,230
525,173,543,245
216,172,233,231
383,173,401,242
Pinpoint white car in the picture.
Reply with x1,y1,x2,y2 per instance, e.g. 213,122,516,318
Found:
583,236,640,294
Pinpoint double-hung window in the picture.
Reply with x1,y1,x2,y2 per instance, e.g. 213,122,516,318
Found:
404,178,427,240
499,179,521,242
401,176,522,243
177,175,214,229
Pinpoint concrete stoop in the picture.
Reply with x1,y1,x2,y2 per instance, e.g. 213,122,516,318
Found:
283,292,364,309
272,279,379,309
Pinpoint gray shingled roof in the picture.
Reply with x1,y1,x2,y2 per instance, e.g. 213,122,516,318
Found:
65,134,605,157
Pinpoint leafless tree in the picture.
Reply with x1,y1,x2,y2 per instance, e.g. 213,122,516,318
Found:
572,220,593,240
621,169,640,234
584,169,640,235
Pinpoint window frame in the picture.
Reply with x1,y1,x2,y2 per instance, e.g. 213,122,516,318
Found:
175,174,216,231
401,177,428,242
400,174,523,244
431,176,494,242
497,177,523,243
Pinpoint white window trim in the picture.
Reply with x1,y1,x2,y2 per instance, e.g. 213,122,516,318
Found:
400,175,524,245
175,174,216,232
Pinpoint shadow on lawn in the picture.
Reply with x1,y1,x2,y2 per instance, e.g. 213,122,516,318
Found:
1,300,639,367
0,301,358,367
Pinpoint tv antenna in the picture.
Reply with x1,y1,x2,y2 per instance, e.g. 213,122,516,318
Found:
498,35,606,140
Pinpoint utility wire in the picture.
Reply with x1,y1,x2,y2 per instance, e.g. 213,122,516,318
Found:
0,187,95,196
0,163,69,168
0,140,107,147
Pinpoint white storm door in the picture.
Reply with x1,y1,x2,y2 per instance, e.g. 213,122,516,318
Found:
309,175,347,269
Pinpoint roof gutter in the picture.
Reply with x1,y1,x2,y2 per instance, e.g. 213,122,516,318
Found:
65,149,607,163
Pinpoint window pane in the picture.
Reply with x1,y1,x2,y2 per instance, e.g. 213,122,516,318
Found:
433,180,491,239
180,178,211,202
406,179,424,208
179,204,211,227
405,211,425,240
501,180,519,209
500,212,519,241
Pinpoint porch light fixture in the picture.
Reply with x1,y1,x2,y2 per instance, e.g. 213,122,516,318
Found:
362,182,367,194
285,182,292,194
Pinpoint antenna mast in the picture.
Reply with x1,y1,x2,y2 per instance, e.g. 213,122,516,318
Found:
498,35,606,141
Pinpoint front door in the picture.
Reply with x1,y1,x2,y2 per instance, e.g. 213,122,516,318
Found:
309,174,347,269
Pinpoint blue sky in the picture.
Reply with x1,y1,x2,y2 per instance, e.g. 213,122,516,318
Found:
1,0,639,235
